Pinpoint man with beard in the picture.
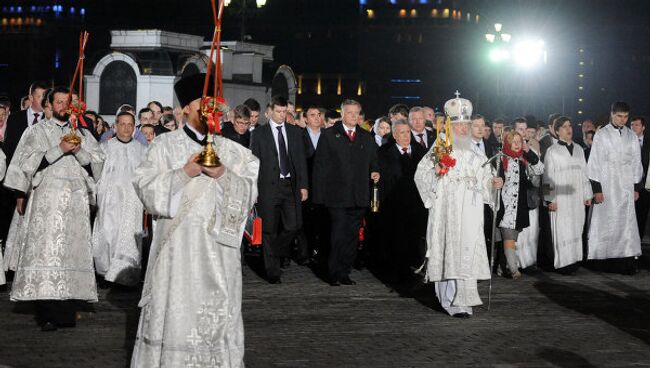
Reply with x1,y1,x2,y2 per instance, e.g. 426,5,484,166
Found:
3,86,104,330
131,73,258,367
414,93,503,318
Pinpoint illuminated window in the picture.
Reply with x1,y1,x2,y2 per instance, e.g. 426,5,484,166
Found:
399,9,407,17
366,9,375,19
442,8,449,18
410,9,417,17
578,74,584,78
452,9,457,18
431,9,438,17
316,75,322,95
297,75,303,95
579,61,584,65
578,86,584,90
579,48,584,53
337,75,342,96
578,110,583,114
475,14,480,23
357,81,363,96
578,98,584,102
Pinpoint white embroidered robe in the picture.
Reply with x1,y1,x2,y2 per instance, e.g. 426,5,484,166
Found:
92,138,147,286
130,129,259,368
3,120,103,301
414,146,494,308
587,125,643,259
543,143,593,268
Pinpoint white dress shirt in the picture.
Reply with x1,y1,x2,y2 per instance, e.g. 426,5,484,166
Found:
472,139,486,155
270,119,290,178
307,127,320,149
396,143,411,156
411,129,429,148
27,107,43,127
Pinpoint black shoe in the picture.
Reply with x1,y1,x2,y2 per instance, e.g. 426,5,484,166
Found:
340,277,356,285
329,279,341,286
41,321,58,332
452,312,471,319
268,276,282,284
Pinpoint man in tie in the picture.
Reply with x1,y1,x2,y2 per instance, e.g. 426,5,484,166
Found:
631,116,649,238
377,120,427,284
250,95,309,284
313,99,380,286
409,106,435,150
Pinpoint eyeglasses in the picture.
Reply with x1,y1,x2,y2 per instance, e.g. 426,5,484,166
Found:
234,120,251,126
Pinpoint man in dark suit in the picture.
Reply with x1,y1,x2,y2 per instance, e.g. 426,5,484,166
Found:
408,106,435,150
538,113,561,269
631,116,649,238
313,99,380,286
300,106,325,264
250,96,308,284
221,104,251,148
377,120,427,283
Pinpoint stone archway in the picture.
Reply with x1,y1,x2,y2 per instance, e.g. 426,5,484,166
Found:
272,65,297,102
85,52,141,115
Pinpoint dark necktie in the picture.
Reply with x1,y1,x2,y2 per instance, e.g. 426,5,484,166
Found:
417,133,426,147
402,147,408,156
32,113,40,125
277,126,289,177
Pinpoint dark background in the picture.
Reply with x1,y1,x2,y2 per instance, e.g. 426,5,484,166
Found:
1,0,649,121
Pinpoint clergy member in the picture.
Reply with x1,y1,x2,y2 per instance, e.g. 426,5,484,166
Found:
92,111,147,286
130,73,259,367
3,86,104,331
414,93,503,318
586,101,643,274
543,116,593,272
0,148,6,286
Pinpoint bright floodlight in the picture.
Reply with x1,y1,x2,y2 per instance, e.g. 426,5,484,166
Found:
489,47,510,63
256,0,266,7
513,39,546,68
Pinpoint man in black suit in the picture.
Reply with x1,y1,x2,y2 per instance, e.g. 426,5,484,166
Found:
221,104,251,148
313,99,380,286
632,116,650,238
250,96,308,284
408,106,435,150
377,120,427,283
538,113,561,269
300,106,325,263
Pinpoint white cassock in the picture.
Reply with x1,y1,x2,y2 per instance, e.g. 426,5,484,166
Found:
543,143,593,268
516,147,543,269
0,148,5,285
414,144,494,316
92,138,147,286
587,124,643,260
130,128,259,368
3,119,104,301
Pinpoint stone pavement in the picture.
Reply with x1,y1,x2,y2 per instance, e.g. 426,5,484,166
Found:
1,255,649,368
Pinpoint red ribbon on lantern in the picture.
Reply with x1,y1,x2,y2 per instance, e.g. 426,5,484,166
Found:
67,31,90,130
201,0,229,135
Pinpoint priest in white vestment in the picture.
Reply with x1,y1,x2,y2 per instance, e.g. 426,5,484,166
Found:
0,148,6,285
3,87,104,330
131,73,259,368
92,112,147,286
414,93,502,318
587,102,643,273
543,117,593,270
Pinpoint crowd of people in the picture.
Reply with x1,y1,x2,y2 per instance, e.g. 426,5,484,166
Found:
0,74,648,367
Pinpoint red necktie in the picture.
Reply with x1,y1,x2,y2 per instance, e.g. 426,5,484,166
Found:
347,129,355,141
402,147,408,155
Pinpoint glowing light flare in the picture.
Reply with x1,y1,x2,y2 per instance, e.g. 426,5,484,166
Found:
485,33,495,43
512,39,546,69
489,48,510,63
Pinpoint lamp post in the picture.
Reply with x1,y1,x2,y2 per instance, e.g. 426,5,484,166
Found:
484,23,511,98
225,0,267,42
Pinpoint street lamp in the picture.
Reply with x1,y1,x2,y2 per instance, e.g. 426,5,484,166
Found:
485,23,511,64
224,0,267,41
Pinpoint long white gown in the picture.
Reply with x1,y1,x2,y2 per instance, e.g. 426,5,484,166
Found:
92,138,147,286
0,148,6,285
130,128,259,368
544,143,593,268
414,143,494,315
4,120,104,301
587,124,643,259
